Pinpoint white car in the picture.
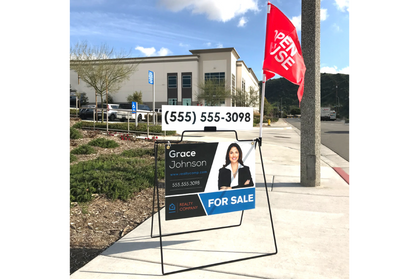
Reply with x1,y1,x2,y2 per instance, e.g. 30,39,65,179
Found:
97,104,120,121
116,103,152,122
329,110,336,121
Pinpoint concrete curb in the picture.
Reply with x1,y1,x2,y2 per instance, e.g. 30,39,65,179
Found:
332,167,349,184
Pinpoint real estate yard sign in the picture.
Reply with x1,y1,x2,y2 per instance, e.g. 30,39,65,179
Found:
165,141,256,221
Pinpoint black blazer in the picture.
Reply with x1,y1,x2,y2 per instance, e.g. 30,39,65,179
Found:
218,165,254,190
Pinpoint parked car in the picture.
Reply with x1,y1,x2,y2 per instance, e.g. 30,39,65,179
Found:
116,103,152,122
97,104,119,121
79,108,95,119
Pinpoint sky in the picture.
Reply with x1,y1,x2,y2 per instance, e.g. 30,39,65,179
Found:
70,0,349,81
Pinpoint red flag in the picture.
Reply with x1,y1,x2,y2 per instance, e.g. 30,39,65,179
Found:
263,2,306,103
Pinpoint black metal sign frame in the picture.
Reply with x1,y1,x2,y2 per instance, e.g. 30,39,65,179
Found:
150,129,277,275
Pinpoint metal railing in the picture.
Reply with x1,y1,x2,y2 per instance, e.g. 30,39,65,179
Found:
72,107,165,138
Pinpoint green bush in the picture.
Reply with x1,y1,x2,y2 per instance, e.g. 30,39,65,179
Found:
70,127,83,139
88,138,119,148
71,121,176,135
70,154,165,202
71,144,96,155
70,108,79,115
121,147,164,158
121,148,153,157
70,154,78,163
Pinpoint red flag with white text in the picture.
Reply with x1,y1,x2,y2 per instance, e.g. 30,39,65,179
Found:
263,2,306,103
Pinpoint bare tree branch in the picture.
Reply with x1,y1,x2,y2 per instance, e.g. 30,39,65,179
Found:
70,41,139,122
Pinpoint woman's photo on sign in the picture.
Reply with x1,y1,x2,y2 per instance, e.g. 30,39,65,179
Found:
218,143,254,190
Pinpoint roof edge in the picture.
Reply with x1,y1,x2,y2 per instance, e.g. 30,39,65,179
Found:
189,47,240,59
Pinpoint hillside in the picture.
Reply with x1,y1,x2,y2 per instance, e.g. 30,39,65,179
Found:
260,73,349,119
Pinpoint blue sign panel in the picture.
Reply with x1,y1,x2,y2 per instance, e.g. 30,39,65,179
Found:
148,70,154,84
199,187,255,216
132,102,137,114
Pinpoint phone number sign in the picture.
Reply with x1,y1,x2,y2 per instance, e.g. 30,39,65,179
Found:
161,105,253,131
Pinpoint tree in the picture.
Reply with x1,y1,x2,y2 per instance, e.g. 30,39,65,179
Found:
70,41,138,122
232,86,259,107
196,78,231,106
289,106,301,116
262,97,274,117
127,91,143,104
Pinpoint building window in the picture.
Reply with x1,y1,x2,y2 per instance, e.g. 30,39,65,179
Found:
242,79,246,91
182,98,191,106
168,98,177,105
182,74,191,88
168,75,177,88
205,72,225,84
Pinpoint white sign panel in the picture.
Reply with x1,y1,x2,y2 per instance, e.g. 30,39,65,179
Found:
162,105,253,131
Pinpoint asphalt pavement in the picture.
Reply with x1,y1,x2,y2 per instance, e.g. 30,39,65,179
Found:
284,118,352,162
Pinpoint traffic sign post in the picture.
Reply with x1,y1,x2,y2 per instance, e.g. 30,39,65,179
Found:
148,70,154,85
149,71,156,124
132,101,138,127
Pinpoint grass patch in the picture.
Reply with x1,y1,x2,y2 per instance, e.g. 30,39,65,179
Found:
71,121,176,135
121,147,164,158
70,127,83,139
88,138,119,148
70,154,165,202
71,144,96,155
70,154,78,163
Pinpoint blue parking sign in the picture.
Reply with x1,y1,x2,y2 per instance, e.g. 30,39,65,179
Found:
148,70,154,84
132,102,136,114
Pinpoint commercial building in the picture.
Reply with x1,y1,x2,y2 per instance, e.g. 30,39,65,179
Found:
70,47,260,110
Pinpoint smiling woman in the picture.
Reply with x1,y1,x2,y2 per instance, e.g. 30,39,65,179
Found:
218,143,254,190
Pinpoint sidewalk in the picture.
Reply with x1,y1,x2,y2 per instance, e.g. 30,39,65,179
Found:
71,119,349,279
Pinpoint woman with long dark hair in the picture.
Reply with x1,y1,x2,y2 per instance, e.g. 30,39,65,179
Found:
218,143,253,190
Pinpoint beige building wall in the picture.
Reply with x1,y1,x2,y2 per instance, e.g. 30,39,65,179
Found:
70,48,258,110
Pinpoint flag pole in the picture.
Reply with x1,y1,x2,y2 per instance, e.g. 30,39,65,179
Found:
259,2,271,144
259,73,266,141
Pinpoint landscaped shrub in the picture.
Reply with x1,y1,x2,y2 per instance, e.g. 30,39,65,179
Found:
121,147,165,160
70,127,83,139
70,154,78,163
71,144,96,155
71,121,176,135
121,148,153,157
70,154,164,202
88,138,119,148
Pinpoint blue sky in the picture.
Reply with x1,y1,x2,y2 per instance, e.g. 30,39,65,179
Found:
70,0,349,81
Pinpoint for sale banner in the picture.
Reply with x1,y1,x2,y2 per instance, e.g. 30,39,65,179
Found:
165,141,256,221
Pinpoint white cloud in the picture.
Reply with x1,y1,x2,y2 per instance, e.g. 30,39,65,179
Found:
320,8,328,21
291,15,301,31
320,65,350,74
135,46,156,56
135,46,172,57
332,23,341,32
158,0,259,22
290,9,328,32
202,42,223,48
238,17,247,27
157,47,172,56
338,66,350,74
335,0,349,12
